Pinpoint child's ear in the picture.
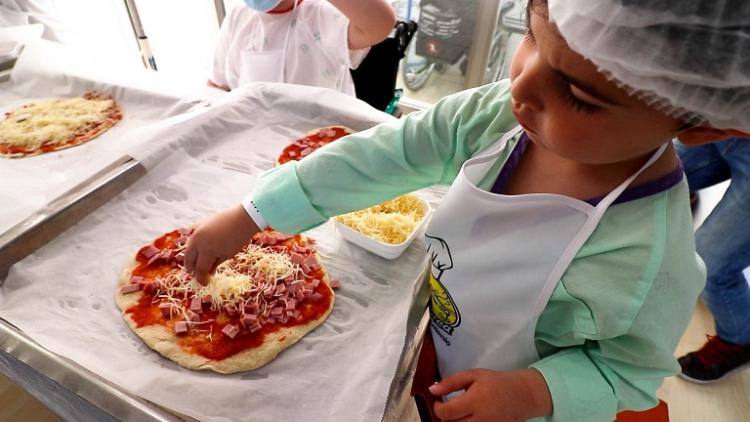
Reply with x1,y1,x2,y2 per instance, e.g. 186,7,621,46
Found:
677,127,750,146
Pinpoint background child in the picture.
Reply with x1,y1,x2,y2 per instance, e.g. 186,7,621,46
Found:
675,137,750,383
207,0,396,95
187,0,749,420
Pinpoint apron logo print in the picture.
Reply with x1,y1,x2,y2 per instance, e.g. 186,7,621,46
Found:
426,234,461,343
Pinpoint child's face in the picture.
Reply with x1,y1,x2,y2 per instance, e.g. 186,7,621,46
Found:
509,10,683,165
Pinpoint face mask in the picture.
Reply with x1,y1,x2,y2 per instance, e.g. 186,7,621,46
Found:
243,0,284,12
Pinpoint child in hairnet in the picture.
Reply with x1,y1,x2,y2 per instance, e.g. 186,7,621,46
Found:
207,0,395,95
187,0,750,420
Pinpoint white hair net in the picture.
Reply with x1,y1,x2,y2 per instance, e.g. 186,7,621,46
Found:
548,0,750,132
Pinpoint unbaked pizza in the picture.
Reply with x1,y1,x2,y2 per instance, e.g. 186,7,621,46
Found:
277,125,352,165
0,92,122,158
115,228,336,373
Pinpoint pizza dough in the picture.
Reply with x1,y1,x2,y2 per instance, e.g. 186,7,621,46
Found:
116,229,335,373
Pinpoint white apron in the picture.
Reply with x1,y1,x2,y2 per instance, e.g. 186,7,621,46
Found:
238,48,286,85
426,126,667,380
234,1,355,95
236,7,294,86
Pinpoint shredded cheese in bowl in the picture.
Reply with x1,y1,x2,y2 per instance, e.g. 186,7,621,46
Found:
335,194,427,245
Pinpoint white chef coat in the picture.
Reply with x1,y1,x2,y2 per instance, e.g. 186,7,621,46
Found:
210,1,367,95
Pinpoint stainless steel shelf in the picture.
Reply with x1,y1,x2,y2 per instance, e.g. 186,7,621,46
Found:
0,157,146,282
0,319,188,421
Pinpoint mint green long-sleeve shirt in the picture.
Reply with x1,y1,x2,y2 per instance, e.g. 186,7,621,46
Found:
252,80,705,421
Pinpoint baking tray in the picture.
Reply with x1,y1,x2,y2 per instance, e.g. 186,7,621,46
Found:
0,157,146,282
0,317,186,421
0,81,435,420
0,270,431,421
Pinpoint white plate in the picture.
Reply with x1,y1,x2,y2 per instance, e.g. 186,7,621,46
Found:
334,195,432,259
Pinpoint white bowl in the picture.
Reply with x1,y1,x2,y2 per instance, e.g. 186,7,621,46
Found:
334,195,432,260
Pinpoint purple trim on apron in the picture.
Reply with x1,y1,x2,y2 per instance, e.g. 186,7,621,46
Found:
490,133,531,195
589,162,684,206
490,132,684,205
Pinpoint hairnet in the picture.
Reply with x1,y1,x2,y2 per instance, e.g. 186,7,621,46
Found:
547,0,750,132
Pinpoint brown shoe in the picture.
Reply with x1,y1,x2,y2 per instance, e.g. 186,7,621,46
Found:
678,335,750,383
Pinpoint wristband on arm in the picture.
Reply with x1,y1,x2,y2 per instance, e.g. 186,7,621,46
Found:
241,195,269,230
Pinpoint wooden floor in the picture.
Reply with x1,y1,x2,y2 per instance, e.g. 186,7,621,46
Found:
0,374,58,421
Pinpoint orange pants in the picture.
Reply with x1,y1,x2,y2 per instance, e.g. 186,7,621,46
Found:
615,401,669,422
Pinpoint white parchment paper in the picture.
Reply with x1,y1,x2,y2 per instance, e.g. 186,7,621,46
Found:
0,39,217,233
1,82,445,421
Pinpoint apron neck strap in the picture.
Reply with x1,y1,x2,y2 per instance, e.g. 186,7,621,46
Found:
594,143,669,211
468,127,669,212
530,141,670,324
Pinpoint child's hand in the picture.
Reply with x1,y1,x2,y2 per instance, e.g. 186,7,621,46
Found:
184,205,260,285
429,368,552,422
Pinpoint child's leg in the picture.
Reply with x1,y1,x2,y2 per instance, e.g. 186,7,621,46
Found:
674,141,729,190
694,138,750,344
411,330,441,422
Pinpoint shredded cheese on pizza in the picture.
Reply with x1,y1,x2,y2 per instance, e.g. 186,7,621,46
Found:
121,229,335,369
336,194,426,244
158,245,298,311
196,245,296,308
0,96,115,149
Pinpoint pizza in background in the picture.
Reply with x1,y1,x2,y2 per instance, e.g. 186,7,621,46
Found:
277,125,353,165
115,228,336,373
0,92,122,158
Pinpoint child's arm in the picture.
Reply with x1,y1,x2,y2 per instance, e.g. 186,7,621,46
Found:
329,0,397,50
208,5,237,91
251,80,516,234
429,332,678,422
429,368,553,421
526,334,678,421
207,80,230,92
186,81,517,283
